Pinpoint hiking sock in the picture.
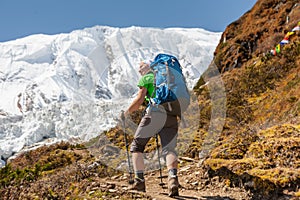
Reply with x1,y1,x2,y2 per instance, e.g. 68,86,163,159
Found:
134,170,144,180
168,168,177,177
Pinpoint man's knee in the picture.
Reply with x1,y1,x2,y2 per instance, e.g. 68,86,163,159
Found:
162,147,178,158
130,138,148,153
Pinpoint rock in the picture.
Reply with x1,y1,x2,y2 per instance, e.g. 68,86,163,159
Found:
108,189,117,193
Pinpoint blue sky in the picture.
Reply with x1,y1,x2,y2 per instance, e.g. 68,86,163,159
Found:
0,0,257,42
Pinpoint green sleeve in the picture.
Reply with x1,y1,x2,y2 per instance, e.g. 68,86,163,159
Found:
137,73,155,100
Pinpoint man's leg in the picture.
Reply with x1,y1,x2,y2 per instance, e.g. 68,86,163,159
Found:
166,151,178,174
159,115,179,197
129,112,166,191
166,151,179,196
132,152,145,179
128,151,146,191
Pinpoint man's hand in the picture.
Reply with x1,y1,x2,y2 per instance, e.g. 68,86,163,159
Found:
120,110,130,122
121,87,147,123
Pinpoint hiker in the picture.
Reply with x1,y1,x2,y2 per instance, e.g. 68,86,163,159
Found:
123,60,180,197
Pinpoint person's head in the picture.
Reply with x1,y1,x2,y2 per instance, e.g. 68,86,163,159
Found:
138,60,151,76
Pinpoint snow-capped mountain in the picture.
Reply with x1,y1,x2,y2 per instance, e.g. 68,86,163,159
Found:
0,25,221,166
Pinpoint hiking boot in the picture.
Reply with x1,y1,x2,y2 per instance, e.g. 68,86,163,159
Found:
129,178,146,192
168,175,179,197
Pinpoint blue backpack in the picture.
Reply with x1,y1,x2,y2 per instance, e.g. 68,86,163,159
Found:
149,53,190,116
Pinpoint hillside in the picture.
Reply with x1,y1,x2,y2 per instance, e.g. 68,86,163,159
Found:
192,0,300,199
1,0,300,199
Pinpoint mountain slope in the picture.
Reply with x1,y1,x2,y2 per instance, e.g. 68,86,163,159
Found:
191,0,300,199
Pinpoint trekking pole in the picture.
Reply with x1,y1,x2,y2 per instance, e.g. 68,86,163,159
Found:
155,133,166,187
121,110,134,185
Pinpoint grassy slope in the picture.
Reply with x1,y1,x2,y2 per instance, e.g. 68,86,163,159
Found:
191,0,300,196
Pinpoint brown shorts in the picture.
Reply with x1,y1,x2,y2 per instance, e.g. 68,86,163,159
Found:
130,110,178,156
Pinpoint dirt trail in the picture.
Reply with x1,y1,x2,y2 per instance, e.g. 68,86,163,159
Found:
104,162,252,200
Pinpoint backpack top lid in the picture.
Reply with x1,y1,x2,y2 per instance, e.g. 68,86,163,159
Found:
149,53,190,106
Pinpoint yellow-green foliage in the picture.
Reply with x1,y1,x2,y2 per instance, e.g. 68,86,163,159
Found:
295,189,300,197
0,142,85,188
205,158,258,174
0,141,124,199
0,164,36,187
248,168,300,187
210,127,259,160
204,124,300,194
